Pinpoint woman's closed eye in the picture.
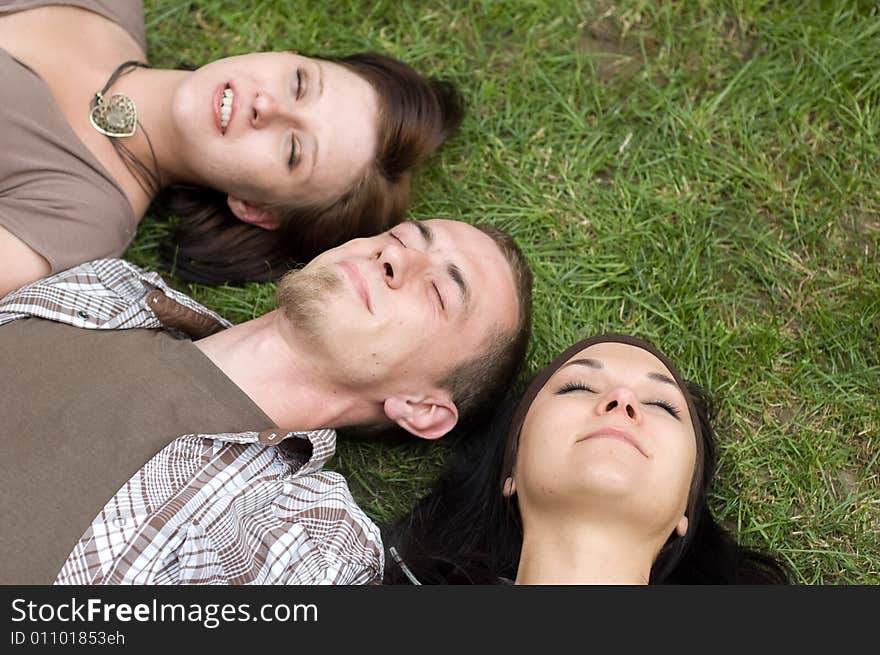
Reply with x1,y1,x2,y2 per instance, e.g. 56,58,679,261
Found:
287,135,298,170
285,69,306,170
295,68,304,100
647,399,682,419
390,232,407,248
556,380,682,419
556,381,596,395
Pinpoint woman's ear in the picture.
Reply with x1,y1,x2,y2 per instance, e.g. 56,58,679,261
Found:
674,515,689,538
502,476,516,498
227,196,282,230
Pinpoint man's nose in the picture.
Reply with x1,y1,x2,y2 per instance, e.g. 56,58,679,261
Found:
379,243,430,290
595,386,642,423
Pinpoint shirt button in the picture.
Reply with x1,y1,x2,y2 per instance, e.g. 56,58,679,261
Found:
282,483,294,495
258,429,283,445
113,517,126,528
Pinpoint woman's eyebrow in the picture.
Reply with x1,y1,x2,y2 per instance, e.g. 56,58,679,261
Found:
561,359,679,387
316,61,325,99
304,63,325,178
309,137,319,174
561,358,602,370
647,372,677,386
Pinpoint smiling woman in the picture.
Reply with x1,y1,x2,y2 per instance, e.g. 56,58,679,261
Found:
383,334,791,584
0,0,463,296
158,52,463,283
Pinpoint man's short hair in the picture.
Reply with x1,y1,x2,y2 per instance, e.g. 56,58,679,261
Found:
439,224,533,428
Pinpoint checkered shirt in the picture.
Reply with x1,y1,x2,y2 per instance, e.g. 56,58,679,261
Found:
0,259,384,584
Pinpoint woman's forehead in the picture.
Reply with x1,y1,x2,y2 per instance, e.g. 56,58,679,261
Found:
560,341,679,384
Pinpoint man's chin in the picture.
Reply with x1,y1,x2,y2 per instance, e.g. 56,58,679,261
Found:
277,267,341,338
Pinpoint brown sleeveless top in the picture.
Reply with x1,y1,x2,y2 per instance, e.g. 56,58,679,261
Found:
0,1,146,272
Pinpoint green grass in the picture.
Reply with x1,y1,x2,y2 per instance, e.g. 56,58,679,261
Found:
135,0,880,584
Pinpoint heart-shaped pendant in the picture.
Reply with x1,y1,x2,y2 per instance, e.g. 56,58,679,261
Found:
89,92,137,138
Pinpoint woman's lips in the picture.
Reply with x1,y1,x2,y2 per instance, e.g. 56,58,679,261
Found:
577,427,647,457
213,83,235,135
338,262,373,314
213,84,224,134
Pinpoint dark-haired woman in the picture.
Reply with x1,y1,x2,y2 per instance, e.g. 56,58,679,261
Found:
0,1,462,295
385,334,790,584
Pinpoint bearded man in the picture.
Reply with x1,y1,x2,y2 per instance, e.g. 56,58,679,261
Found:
0,219,532,584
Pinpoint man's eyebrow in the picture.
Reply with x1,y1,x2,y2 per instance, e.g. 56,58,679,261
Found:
412,221,434,246
647,372,677,386
561,358,603,370
448,263,470,308
409,222,470,310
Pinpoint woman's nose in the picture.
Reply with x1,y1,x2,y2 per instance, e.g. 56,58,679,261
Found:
596,386,642,422
250,92,290,127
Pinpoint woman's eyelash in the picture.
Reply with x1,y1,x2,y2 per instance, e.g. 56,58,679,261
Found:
649,400,681,418
557,381,596,394
286,69,305,170
556,381,683,419
288,137,297,170
390,232,406,247
295,69,303,100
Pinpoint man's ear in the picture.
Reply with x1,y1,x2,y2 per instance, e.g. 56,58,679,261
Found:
227,196,282,230
674,515,689,538
383,393,459,441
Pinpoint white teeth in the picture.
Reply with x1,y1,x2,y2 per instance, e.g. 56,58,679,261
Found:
220,88,233,130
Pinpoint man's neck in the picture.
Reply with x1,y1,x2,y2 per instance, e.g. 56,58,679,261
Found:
193,311,386,430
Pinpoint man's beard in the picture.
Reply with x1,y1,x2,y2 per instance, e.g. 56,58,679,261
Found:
277,265,342,343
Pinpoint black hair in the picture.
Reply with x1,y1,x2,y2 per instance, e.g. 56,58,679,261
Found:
383,340,790,585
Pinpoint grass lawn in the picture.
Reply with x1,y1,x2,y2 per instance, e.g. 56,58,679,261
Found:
134,0,880,584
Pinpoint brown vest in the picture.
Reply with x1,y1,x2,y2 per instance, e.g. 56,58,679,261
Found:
0,318,274,583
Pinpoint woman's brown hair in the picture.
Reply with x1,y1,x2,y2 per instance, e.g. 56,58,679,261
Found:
157,53,464,284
